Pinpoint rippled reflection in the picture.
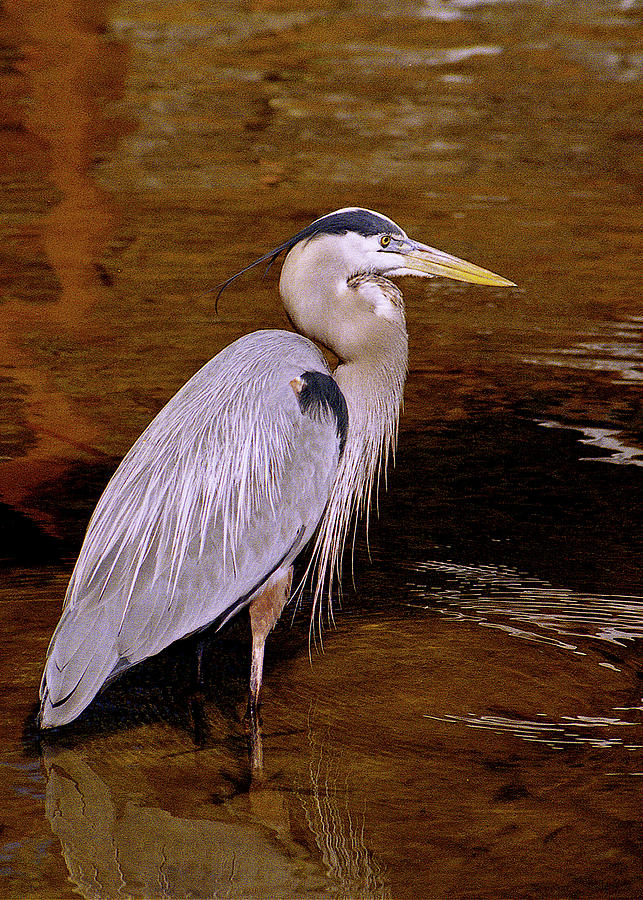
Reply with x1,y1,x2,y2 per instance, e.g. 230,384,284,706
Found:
44,749,318,899
406,558,643,646
401,556,643,766
523,317,643,386
538,419,643,467
41,723,391,900
299,724,391,900
425,712,643,753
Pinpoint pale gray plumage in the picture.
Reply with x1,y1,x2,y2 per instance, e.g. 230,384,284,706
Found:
40,333,339,726
39,207,514,731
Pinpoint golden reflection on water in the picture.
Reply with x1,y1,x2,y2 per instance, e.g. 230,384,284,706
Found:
36,568,643,899
2,545,642,897
0,0,127,525
40,723,392,899
42,747,328,899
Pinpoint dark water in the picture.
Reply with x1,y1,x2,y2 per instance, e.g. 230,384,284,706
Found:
1,0,641,897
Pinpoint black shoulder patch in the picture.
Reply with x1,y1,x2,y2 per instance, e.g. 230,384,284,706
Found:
293,371,348,455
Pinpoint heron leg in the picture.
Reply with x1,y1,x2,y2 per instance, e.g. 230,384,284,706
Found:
247,566,293,773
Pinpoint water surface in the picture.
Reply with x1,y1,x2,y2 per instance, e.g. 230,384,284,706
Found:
0,0,641,897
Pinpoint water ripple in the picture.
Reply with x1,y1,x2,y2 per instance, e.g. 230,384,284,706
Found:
522,317,643,386
424,711,643,754
405,558,643,647
536,419,643,467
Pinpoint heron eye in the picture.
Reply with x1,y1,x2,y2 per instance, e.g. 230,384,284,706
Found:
379,235,391,248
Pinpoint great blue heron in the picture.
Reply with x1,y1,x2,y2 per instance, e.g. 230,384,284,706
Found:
38,207,514,749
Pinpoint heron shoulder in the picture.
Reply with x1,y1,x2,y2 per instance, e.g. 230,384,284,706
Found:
208,329,330,383
131,330,332,445
290,371,348,455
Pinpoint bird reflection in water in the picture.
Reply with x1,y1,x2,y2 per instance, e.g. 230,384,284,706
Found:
41,716,390,900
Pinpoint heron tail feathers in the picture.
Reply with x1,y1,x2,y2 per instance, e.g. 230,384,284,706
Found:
38,606,120,729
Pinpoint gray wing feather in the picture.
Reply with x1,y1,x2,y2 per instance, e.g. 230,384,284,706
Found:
40,330,340,727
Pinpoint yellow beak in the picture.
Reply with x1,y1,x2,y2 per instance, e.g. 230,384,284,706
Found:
404,242,516,287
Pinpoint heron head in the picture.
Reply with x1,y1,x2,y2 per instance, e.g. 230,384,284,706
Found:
279,206,515,286
275,208,515,357
217,207,515,359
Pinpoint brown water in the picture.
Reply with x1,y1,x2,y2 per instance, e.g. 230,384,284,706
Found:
0,0,641,897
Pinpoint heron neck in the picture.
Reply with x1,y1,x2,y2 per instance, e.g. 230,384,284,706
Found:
332,330,408,430
304,324,407,618
332,326,408,526
279,237,408,442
